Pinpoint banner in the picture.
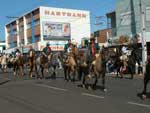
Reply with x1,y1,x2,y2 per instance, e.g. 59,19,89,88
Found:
43,22,71,40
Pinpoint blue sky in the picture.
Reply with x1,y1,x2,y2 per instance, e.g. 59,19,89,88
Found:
0,0,116,41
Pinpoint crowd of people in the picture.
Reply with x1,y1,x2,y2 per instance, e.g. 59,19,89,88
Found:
0,38,144,77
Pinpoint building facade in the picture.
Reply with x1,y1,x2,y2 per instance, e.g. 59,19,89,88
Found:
5,6,90,53
107,0,150,43
93,29,112,46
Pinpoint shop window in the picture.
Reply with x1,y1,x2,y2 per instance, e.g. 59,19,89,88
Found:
120,11,131,25
27,23,31,29
19,26,24,32
146,7,150,21
34,19,40,26
35,35,40,42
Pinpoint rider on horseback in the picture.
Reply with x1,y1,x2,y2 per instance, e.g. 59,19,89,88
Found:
28,45,36,58
42,42,51,56
15,49,22,58
88,38,99,73
28,45,36,65
120,45,128,73
42,42,52,62
64,39,72,54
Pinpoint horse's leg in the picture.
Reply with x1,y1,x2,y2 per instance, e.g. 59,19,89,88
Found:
19,65,23,79
51,65,56,79
116,66,120,77
35,64,39,79
53,65,56,79
92,74,98,90
128,65,134,79
82,71,88,88
142,75,149,99
72,67,76,82
13,64,16,78
120,66,123,78
64,66,67,81
78,66,82,81
41,65,44,79
102,72,107,92
68,68,71,82
29,64,33,78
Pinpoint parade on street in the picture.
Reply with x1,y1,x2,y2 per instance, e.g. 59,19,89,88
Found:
0,0,150,113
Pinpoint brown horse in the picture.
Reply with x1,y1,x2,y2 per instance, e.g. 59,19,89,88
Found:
63,45,79,81
142,57,150,100
81,49,107,91
63,52,77,81
13,55,24,78
36,53,52,79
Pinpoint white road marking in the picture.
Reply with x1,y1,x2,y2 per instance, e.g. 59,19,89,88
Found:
82,93,104,99
128,101,150,108
35,84,68,92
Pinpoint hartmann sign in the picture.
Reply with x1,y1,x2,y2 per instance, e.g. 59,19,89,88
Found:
40,6,89,19
44,10,87,18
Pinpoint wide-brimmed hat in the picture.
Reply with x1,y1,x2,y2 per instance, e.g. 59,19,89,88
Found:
90,38,95,41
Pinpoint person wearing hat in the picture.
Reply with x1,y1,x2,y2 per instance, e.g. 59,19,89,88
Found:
15,49,22,58
64,39,72,53
88,38,99,63
88,38,100,73
42,42,51,57
28,45,35,58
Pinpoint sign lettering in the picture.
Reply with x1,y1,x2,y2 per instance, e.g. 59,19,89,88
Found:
44,10,87,18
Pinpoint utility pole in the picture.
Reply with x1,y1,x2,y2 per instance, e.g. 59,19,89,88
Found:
139,0,147,74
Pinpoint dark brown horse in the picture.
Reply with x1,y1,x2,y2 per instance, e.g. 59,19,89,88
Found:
142,57,150,100
13,55,24,78
28,50,38,78
36,53,58,79
80,48,108,91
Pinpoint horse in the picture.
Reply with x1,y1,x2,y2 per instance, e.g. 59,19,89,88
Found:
62,52,77,81
77,50,91,86
0,54,8,72
36,52,56,79
63,45,79,82
12,55,24,78
117,48,141,79
80,48,108,91
142,57,150,100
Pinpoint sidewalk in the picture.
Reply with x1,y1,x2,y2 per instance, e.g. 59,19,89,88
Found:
106,73,144,79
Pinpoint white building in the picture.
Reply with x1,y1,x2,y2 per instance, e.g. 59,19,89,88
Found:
5,6,91,53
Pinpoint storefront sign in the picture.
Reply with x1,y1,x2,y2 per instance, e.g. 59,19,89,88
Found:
44,10,87,18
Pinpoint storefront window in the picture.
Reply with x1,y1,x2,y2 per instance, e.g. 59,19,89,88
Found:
146,7,150,21
120,11,131,25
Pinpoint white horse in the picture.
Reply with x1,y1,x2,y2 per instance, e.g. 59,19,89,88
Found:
0,55,8,72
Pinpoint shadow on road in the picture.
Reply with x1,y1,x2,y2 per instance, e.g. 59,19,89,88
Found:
0,79,11,85
137,92,150,100
77,84,105,91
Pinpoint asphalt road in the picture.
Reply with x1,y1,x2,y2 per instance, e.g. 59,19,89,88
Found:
0,69,150,113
